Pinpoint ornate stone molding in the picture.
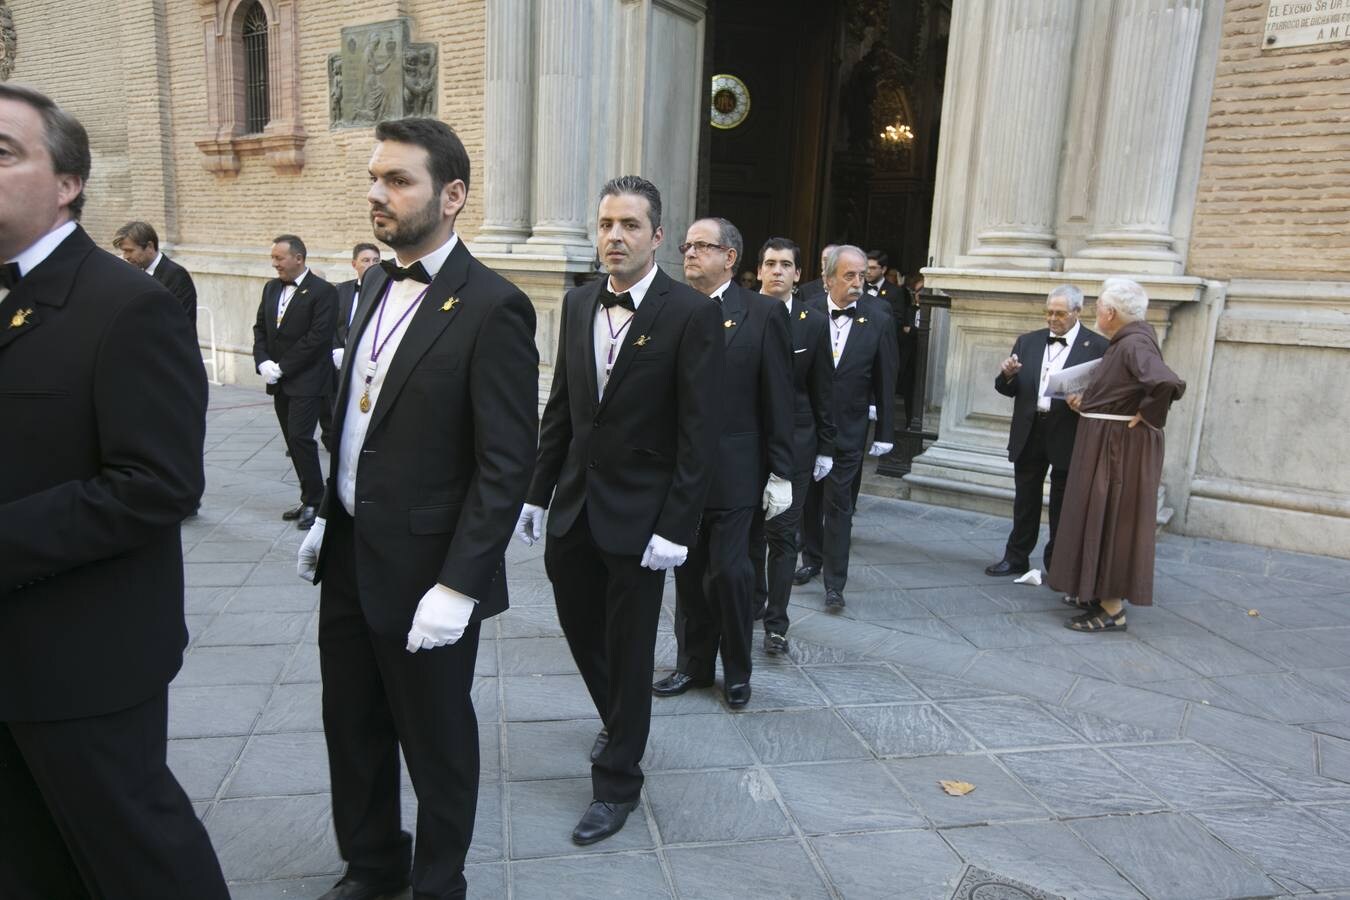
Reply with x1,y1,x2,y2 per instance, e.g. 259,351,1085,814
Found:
0,1,16,82
196,0,307,176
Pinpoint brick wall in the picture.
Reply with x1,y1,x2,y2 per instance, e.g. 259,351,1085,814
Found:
1188,0,1350,281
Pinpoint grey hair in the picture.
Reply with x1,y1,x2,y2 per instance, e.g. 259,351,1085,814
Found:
599,175,663,230
1047,284,1084,312
1097,278,1149,321
823,244,866,281
704,217,742,265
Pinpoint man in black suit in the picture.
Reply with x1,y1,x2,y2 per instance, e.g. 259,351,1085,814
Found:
651,218,793,708
331,241,382,371
865,249,898,308
987,285,1109,577
794,245,897,610
295,117,538,900
0,83,228,900
112,219,198,323
252,233,338,529
797,243,835,304
895,271,925,428
517,176,722,846
750,237,835,655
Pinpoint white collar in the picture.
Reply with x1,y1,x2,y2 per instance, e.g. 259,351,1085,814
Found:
607,260,660,309
828,297,859,313
286,268,310,288
9,220,78,277
708,279,733,302
1053,320,1082,345
395,232,459,281
147,251,164,276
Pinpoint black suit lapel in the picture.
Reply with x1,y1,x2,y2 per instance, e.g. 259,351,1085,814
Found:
720,284,746,347
1063,327,1097,367
0,226,89,351
1022,329,1048,382
836,306,872,372
579,280,603,407
598,269,671,411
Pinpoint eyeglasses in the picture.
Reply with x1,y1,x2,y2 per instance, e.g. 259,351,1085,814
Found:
678,241,729,256
1045,309,1072,319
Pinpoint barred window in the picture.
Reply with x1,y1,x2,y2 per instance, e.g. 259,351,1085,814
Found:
242,2,270,134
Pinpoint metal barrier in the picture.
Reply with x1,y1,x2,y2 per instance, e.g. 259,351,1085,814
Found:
198,305,222,386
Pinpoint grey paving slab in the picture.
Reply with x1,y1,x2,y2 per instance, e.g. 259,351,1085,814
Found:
940,821,1144,900
168,684,271,738
501,674,601,722
742,664,831,709
770,761,925,834
734,708,872,764
887,754,1051,827
811,830,965,900
226,583,321,614
504,719,599,781
645,713,756,771
645,768,792,844
224,731,330,798
997,749,1165,817
1322,733,1350,782
256,681,323,734
939,697,1083,749
195,611,311,647
1108,742,1278,808
510,853,672,900
665,840,831,900
1071,812,1281,900
204,794,341,883
1193,804,1350,892
1184,703,1317,771
505,778,654,859
185,561,257,587
173,644,293,686
1071,640,1202,683
168,736,246,802
1213,671,1350,725
800,662,923,705
838,703,980,758
496,636,579,676
906,670,1006,701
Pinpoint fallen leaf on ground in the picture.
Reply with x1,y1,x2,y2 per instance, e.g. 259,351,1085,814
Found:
939,780,976,796
1247,609,1260,617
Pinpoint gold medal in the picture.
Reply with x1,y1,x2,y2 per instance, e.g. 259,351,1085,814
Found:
359,391,371,413
10,308,33,328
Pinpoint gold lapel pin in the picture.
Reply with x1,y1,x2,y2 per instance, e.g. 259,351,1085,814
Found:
442,297,460,312
634,334,650,347
799,310,807,320
857,316,868,324
724,319,735,329
9,308,33,329
300,288,307,294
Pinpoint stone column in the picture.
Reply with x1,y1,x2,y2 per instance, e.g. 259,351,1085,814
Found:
960,0,1079,270
524,0,595,258
475,0,534,252
1065,0,1205,274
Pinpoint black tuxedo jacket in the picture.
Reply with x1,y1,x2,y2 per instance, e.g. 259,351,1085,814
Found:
334,278,361,349
786,296,836,475
799,278,826,304
315,241,538,634
995,325,1110,468
527,267,723,554
152,253,198,324
0,226,206,721
809,294,898,456
252,271,338,397
702,283,794,508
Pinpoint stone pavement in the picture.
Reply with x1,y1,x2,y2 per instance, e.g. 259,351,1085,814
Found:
177,386,1350,899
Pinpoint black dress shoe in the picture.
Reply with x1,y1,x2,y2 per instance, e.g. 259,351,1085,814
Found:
652,672,713,696
984,559,1028,577
297,506,318,530
793,564,820,585
281,503,306,521
764,632,787,655
317,873,410,900
571,799,637,845
590,728,609,764
825,589,846,611
725,682,751,708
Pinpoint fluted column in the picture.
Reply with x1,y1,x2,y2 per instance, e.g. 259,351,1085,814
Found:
524,0,594,258
1066,0,1204,274
476,0,534,251
961,0,1079,270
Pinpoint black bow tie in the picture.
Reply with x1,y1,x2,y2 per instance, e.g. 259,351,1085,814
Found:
279,278,298,287
382,259,431,284
830,306,856,320
1047,335,1067,346
0,262,20,291
601,290,635,311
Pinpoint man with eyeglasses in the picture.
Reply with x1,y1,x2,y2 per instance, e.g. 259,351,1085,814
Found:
986,285,1109,578
651,219,793,710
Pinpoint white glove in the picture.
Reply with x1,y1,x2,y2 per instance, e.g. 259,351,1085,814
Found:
812,455,834,482
332,347,344,369
296,517,326,581
516,503,545,546
258,360,282,383
640,534,687,570
762,474,792,521
868,404,877,421
868,441,894,457
406,583,477,652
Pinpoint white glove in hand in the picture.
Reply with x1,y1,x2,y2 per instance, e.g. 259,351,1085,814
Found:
762,474,792,521
406,583,476,653
296,517,326,581
812,455,834,482
258,360,282,384
640,534,687,571
868,441,894,457
331,347,344,369
516,503,545,546
868,404,877,422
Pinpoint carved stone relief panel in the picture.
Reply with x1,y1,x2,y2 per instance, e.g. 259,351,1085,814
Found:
329,19,437,128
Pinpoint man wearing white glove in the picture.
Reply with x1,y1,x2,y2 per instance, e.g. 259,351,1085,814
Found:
299,119,538,900
524,178,722,847
655,217,794,713
796,245,898,612
748,238,836,655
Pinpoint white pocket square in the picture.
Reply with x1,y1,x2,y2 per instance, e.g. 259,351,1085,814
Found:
794,348,807,354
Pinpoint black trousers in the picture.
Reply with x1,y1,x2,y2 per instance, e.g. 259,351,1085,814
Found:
801,452,863,592
319,382,336,455
673,505,756,686
750,510,768,619
762,471,810,636
0,692,228,900
1005,415,1068,571
319,512,481,900
274,392,325,506
546,512,665,804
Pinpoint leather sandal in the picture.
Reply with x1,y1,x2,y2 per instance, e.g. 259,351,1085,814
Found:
1065,603,1126,632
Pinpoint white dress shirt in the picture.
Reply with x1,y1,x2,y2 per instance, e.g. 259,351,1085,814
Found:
827,299,859,367
708,280,731,303
2,220,77,304
276,268,309,324
337,233,459,516
146,252,163,277
1037,320,1080,411
593,262,659,401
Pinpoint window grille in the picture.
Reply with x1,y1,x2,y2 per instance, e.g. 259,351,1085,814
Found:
242,3,270,134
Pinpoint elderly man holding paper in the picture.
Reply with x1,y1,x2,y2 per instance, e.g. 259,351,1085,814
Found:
987,285,1109,579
